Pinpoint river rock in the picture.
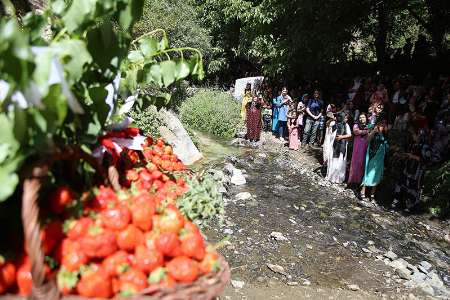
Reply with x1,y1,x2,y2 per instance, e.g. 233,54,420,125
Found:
395,267,412,280
235,192,252,201
158,109,202,165
384,250,398,260
347,284,360,291
218,184,227,194
230,138,251,147
266,263,288,276
270,231,288,241
207,169,226,181
419,261,432,273
231,280,245,289
235,128,246,139
231,168,246,185
223,163,235,175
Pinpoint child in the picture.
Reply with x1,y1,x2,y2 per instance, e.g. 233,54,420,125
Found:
261,95,272,132
287,101,299,150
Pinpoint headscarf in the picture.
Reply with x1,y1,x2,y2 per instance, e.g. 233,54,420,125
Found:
332,113,347,158
356,113,368,131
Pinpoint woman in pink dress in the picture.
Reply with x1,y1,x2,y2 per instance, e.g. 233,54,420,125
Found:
348,113,369,188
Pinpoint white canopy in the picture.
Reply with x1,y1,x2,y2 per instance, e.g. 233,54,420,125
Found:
233,76,264,101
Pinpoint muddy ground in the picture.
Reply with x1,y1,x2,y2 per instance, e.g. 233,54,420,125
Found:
198,132,450,300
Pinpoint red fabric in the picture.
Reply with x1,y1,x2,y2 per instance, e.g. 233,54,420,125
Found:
246,105,262,141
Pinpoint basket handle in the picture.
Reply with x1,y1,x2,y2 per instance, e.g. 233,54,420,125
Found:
20,146,119,300
22,164,60,300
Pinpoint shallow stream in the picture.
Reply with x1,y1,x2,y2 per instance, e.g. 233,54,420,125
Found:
196,133,450,298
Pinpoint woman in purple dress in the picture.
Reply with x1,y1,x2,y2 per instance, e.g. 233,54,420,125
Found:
348,113,369,188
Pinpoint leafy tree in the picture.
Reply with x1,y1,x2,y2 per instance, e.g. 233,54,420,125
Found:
133,0,212,61
194,0,449,81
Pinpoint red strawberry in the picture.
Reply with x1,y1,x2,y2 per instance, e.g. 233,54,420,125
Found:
117,225,144,251
0,261,16,294
134,245,164,274
80,226,117,258
102,251,130,276
118,268,148,295
180,231,205,261
153,205,184,233
166,256,199,283
131,199,155,231
40,220,64,255
100,204,131,231
49,186,74,214
76,264,112,298
155,232,181,257
66,217,93,240
199,251,220,274
60,240,88,272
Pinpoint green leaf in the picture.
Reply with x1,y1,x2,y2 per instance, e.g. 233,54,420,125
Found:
139,37,158,58
0,159,20,202
159,35,169,51
62,0,96,33
188,54,204,80
53,39,92,83
0,114,19,164
175,59,190,80
87,22,122,70
33,49,53,96
13,107,27,144
51,0,66,14
29,108,47,133
124,68,138,92
88,86,109,125
119,0,144,31
147,64,162,87
160,60,176,87
128,50,144,64
41,85,68,133
22,12,47,43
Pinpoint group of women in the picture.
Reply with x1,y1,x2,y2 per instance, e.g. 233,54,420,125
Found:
239,74,449,209
323,110,389,201
240,83,390,203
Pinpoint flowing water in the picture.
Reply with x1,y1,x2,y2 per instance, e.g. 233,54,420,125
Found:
196,133,450,299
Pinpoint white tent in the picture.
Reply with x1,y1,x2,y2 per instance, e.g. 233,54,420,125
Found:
233,76,264,101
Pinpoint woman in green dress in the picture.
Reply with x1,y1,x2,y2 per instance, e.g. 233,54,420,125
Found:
360,120,389,200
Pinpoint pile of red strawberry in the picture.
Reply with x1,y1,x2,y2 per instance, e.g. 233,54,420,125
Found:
0,134,221,298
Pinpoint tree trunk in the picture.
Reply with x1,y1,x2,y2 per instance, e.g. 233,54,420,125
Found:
374,0,389,67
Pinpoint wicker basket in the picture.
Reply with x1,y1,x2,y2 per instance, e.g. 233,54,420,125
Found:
7,160,230,300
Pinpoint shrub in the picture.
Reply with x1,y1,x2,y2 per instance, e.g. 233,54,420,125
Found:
180,89,240,138
129,105,166,139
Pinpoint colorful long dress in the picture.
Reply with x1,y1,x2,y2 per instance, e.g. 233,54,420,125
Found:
241,93,251,121
272,96,282,132
348,124,369,184
326,122,351,183
246,102,262,141
362,132,389,186
288,117,299,150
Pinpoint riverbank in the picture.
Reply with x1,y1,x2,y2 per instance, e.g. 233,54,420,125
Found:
203,132,450,299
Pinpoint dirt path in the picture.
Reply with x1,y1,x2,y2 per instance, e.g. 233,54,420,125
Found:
202,133,450,300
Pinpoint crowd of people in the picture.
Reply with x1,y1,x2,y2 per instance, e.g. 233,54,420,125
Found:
240,75,449,211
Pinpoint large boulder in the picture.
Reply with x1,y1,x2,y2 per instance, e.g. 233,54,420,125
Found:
158,109,203,165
